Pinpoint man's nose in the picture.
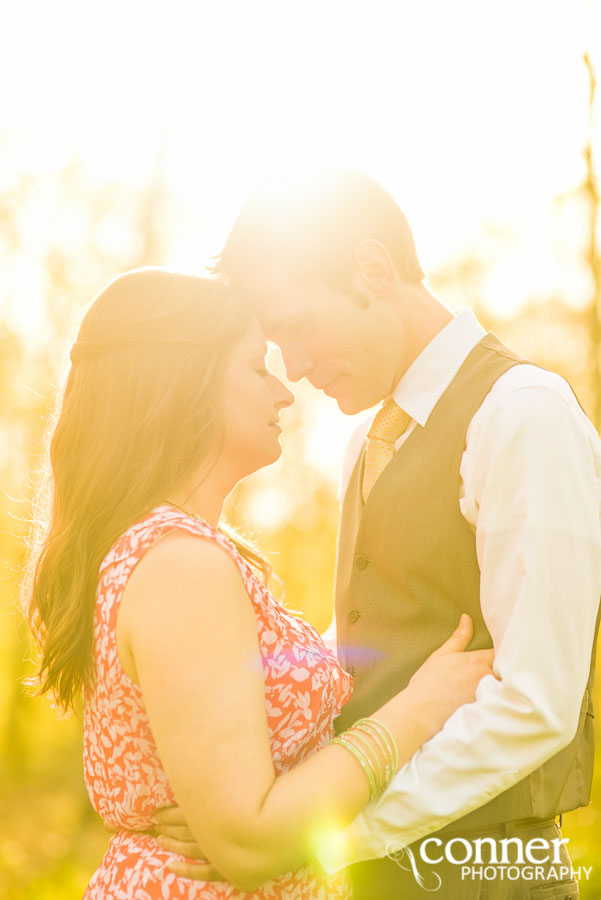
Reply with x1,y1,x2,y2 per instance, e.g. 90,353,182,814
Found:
281,347,314,382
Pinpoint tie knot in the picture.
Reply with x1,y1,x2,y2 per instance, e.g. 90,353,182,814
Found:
367,398,410,444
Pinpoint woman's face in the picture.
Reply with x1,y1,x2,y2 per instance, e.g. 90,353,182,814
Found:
219,317,294,477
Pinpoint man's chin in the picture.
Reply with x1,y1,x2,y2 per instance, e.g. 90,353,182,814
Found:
335,393,367,416
322,377,374,415
333,386,383,416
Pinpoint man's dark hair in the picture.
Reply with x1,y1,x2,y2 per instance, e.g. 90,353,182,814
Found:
212,169,425,292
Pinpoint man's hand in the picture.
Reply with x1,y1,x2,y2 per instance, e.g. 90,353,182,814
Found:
154,805,226,882
168,860,225,881
102,818,155,836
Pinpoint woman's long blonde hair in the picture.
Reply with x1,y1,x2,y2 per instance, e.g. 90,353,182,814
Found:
25,268,261,713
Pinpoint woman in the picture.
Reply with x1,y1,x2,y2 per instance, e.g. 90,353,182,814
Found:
26,268,494,899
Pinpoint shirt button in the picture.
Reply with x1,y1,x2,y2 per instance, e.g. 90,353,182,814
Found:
355,554,368,570
348,608,361,624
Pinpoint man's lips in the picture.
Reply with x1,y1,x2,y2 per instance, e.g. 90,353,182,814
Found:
309,373,340,392
323,375,341,396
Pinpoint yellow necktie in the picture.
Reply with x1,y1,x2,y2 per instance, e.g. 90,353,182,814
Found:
362,398,412,502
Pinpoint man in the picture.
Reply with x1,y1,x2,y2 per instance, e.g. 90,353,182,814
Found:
160,170,601,897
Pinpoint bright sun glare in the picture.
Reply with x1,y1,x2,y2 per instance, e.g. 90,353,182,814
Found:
2,0,600,520
2,0,599,303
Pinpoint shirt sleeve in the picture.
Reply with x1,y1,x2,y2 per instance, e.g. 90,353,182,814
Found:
316,374,601,873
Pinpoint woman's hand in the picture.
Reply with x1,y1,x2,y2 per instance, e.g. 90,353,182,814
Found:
405,613,496,743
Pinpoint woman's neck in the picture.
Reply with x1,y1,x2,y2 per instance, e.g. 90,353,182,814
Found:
167,480,226,527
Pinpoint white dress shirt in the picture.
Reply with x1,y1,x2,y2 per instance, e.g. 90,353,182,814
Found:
317,307,601,872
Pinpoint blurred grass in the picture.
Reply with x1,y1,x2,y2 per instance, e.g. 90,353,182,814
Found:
0,704,107,898
0,775,107,899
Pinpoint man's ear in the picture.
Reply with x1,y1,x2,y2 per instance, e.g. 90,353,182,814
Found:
353,239,396,298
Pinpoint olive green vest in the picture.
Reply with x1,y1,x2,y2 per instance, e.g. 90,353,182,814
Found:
335,333,597,833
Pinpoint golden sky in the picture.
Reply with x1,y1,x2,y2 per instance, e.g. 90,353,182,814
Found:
2,0,599,288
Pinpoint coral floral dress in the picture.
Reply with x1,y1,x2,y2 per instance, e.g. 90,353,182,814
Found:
83,505,354,899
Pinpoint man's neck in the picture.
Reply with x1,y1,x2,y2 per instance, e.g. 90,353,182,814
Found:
392,284,454,385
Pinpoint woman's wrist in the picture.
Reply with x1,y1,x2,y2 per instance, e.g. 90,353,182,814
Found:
331,716,399,801
370,687,433,770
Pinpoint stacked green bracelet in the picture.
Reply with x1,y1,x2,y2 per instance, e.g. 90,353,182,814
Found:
331,732,379,799
354,717,399,779
331,716,399,802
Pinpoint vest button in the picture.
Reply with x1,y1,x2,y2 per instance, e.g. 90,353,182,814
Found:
348,608,361,624
355,554,368,570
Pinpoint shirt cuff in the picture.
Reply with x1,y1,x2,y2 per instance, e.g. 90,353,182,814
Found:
314,811,387,874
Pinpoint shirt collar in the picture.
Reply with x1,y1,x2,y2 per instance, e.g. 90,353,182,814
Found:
391,307,486,427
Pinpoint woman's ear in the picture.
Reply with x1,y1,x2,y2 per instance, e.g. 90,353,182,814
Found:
353,239,396,298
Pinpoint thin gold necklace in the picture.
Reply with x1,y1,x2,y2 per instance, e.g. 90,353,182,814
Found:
164,498,209,525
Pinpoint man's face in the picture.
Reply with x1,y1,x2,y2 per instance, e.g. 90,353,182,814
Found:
241,267,403,415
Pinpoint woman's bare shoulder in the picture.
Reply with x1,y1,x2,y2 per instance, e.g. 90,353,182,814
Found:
123,528,247,612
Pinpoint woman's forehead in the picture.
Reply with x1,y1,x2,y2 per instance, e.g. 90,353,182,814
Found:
239,315,268,356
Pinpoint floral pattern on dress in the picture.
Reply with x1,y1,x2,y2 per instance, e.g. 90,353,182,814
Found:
83,505,354,899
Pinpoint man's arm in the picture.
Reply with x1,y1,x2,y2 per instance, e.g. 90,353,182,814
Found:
317,372,601,872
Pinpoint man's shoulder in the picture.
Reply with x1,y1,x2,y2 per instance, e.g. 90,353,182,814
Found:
471,362,599,452
489,362,575,401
